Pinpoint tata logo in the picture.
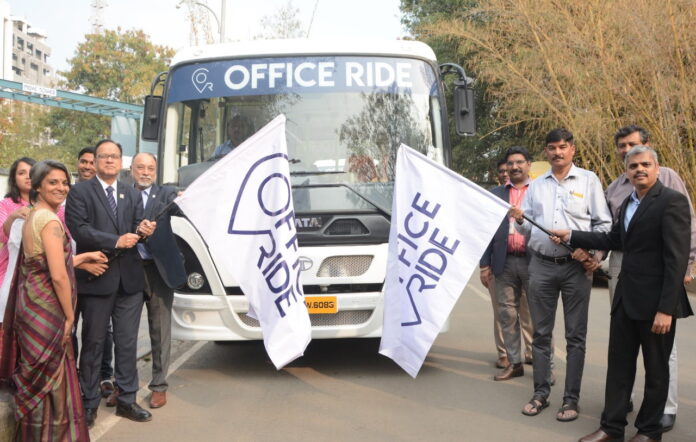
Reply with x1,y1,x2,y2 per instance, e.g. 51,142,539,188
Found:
295,216,323,230
298,256,313,272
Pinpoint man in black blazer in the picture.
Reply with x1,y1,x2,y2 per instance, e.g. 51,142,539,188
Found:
130,153,186,409
552,145,692,442
66,140,156,426
480,146,535,380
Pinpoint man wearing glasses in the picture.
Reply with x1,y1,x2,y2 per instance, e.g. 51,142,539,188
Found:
66,140,157,427
480,146,535,380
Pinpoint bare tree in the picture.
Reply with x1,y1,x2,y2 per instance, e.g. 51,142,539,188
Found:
255,0,305,39
422,0,696,198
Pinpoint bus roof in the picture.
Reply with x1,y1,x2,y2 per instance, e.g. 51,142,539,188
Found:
170,39,437,67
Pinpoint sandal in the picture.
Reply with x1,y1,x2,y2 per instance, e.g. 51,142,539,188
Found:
556,401,579,422
521,395,549,416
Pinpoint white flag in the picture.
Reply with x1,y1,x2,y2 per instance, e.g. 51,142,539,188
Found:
379,145,510,377
175,114,311,369
0,219,23,319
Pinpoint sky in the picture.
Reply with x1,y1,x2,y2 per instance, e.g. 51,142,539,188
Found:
7,0,407,75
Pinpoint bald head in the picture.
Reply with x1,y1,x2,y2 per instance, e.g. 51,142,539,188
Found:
131,152,157,189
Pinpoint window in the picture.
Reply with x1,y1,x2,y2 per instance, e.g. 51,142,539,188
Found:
16,37,24,50
35,49,42,58
30,63,38,71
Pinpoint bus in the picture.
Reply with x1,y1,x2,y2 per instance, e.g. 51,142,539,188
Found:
141,38,474,341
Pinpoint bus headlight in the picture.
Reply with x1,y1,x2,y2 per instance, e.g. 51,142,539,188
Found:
187,272,205,290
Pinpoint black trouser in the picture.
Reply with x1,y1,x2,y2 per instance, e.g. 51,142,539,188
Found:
78,288,144,409
72,305,114,380
527,256,591,403
600,303,675,440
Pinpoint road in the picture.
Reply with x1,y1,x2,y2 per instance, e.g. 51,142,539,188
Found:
92,280,696,441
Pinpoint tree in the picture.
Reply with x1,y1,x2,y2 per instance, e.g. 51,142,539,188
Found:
43,29,174,160
0,101,73,168
416,0,696,199
400,0,532,184
255,0,305,39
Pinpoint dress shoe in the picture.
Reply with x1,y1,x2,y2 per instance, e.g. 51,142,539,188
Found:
84,408,98,429
628,434,658,442
106,388,119,407
495,356,509,369
115,402,153,422
100,379,115,398
149,391,167,409
578,428,622,442
494,363,524,381
659,413,675,432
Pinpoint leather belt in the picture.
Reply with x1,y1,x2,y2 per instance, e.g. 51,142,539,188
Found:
507,251,527,257
531,249,572,264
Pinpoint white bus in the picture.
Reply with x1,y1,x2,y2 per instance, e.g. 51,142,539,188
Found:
141,39,474,341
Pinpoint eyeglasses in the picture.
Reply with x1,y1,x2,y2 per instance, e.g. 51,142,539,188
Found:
96,154,121,160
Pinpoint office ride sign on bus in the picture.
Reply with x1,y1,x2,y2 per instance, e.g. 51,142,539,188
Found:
167,56,438,102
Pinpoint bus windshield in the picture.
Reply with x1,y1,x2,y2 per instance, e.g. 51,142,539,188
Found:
161,56,445,214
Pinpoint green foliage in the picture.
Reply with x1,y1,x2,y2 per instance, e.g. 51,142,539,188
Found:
407,0,696,201
0,101,76,169
60,29,174,103
400,0,534,184
43,28,174,160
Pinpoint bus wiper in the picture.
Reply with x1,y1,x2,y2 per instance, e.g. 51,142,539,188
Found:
290,171,347,176
291,182,391,219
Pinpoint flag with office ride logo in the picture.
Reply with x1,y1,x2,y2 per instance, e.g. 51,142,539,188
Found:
175,114,311,369
379,145,509,377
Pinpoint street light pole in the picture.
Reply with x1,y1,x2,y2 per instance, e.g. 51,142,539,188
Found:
177,0,223,43
220,0,227,43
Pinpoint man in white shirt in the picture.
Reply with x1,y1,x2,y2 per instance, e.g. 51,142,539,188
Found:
510,128,612,421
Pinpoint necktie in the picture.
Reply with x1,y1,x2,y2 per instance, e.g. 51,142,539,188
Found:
138,189,152,260
106,186,117,217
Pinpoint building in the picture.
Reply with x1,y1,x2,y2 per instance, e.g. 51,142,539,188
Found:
0,0,54,87
10,17,53,86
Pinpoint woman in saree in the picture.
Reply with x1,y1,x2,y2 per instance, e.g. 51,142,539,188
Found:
2,160,105,441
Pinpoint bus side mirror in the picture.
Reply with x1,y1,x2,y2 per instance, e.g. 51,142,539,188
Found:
141,95,162,141
453,83,475,136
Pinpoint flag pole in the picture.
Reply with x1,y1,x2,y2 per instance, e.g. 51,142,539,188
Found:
522,214,611,279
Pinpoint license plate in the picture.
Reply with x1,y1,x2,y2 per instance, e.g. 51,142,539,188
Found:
304,296,338,314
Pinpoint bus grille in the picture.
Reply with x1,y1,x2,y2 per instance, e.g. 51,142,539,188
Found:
316,255,373,277
239,310,373,327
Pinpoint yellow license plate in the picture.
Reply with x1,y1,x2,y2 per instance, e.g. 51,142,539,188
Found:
304,296,338,314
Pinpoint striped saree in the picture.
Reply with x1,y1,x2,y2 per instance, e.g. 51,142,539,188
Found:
2,228,89,441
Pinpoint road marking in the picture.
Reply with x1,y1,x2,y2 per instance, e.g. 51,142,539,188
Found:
91,341,207,440
467,283,567,359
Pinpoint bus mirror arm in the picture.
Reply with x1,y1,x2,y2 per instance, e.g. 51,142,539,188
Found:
141,72,168,142
439,63,476,137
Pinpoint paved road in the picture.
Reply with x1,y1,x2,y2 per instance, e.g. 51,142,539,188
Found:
93,280,696,441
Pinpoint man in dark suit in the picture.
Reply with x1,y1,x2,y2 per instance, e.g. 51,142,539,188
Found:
480,146,535,380
66,140,156,426
551,145,693,442
130,152,186,409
